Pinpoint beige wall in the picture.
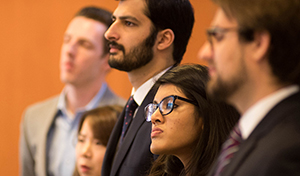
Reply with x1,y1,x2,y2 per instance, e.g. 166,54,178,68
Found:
0,0,216,175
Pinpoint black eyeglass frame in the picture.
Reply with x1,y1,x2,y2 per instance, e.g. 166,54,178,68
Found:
206,27,240,47
144,95,198,122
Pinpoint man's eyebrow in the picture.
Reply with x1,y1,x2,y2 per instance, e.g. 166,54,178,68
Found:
112,15,140,23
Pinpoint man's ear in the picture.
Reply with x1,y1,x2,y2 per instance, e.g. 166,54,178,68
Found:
101,53,111,74
251,31,270,62
156,29,175,51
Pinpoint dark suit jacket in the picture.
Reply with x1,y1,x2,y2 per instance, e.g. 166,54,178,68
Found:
102,83,159,176
209,91,300,176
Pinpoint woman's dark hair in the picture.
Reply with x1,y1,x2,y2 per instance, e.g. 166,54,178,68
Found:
73,105,123,176
77,105,122,146
149,64,239,176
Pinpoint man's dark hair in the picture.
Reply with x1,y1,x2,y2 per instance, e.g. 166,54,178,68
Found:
75,6,112,55
144,0,195,64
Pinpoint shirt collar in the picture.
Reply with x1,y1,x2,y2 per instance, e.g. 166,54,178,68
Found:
57,83,108,114
132,66,171,106
239,85,299,140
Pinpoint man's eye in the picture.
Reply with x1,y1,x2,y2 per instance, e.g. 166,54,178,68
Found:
212,32,224,42
125,21,135,26
79,41,93,49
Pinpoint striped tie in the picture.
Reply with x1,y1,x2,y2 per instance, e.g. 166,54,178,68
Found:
213,125,243,176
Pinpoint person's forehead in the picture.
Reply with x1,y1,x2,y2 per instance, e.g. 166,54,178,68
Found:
113,0,149,22
154,84,183,101
67,16,105,31
211,8,237,27
65,17,106,39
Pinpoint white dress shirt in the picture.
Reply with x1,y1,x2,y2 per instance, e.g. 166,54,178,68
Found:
131,67,171,117
239,85,299,140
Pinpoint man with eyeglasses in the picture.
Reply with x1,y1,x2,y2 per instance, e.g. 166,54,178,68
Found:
199,0,300,175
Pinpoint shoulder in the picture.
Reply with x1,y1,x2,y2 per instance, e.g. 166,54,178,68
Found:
24,95,59,114
100,86,126,106
22,95,59,123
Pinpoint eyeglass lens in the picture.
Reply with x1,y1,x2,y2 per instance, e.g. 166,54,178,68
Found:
145,96,175,122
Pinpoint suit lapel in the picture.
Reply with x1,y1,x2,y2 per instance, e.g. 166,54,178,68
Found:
222,137,257,176
36,97,59,176
222,92,300,176
110,83,159,176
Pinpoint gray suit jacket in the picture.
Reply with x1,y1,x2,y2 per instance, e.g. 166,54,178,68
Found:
208,91,300,176
19,86,125,176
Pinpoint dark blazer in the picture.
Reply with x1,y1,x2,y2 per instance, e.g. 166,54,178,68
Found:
102,83,159,176
209,91,300,176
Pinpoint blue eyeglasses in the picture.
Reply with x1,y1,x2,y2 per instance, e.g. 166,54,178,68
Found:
144,95,197,122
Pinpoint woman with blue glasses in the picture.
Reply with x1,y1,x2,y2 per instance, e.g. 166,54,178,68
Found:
145,64,239,176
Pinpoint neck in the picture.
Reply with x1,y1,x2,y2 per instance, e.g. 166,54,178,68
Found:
127,54,175,90
64,81,103,114
229,76,286,115
177,153,193,176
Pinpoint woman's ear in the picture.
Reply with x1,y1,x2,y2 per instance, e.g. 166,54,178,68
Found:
156,29,175,51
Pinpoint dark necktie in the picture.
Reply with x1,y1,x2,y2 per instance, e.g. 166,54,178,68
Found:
120,96,138,145
214,125,243,176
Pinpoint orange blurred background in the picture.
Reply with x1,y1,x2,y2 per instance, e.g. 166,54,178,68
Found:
0,0,216,175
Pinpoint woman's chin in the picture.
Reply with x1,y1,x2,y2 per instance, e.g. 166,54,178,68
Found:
150,143,163,155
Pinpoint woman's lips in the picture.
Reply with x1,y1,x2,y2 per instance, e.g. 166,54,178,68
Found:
151,127,163,138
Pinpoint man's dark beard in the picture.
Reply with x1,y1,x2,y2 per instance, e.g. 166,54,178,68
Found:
207,59,247,103
207,76,242,102
108,28,158,72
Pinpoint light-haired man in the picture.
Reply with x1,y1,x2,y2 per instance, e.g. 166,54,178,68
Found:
20,6,125,176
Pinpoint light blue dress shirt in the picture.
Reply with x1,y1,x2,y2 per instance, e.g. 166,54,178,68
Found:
46,83,108,176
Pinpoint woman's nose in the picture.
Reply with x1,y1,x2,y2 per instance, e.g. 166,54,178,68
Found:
151,109,164,124
81,142,92,158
